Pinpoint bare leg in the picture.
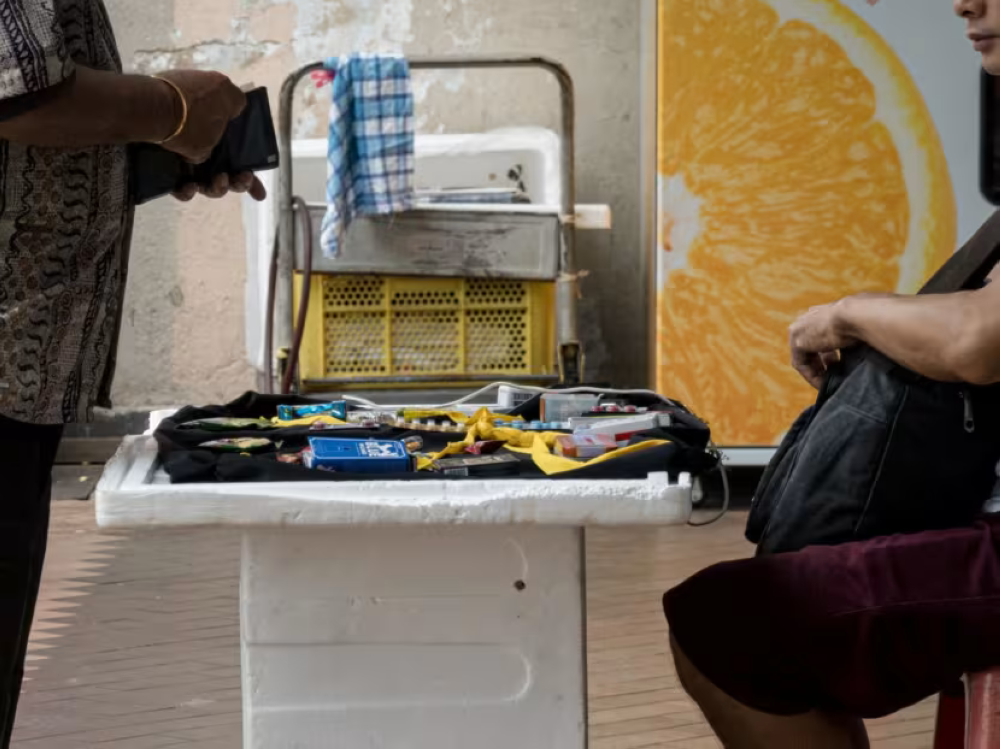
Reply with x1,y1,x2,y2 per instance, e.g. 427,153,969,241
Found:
670,634,870,749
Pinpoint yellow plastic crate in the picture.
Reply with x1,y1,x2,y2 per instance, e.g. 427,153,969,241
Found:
293,274,556,387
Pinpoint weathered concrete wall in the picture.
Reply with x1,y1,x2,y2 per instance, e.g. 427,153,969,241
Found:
106,0,645,409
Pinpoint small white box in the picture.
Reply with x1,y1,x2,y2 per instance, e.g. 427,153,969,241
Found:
570,413,670,442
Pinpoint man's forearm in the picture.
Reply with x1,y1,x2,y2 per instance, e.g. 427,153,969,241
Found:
836,290,995,383
0,66,179,147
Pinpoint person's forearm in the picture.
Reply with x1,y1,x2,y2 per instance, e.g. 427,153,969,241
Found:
0,66,179,147
836,291,995,383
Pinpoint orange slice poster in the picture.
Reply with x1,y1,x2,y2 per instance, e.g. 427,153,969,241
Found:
655,0,957,446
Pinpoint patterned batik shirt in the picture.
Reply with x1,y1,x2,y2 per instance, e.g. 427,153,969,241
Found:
0,0,132,424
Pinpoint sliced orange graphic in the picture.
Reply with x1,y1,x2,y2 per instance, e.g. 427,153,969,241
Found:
656,0,956,446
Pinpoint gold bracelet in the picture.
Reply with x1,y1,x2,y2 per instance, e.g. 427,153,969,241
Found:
152,75,188,144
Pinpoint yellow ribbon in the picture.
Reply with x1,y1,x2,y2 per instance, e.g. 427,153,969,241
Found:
416,409,669,476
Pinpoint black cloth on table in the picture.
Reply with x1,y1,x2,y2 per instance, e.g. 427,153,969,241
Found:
155,391,718,484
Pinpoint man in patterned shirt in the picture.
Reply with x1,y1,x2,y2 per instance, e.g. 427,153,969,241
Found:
0,2,266,744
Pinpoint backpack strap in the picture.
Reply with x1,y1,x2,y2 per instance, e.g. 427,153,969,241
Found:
920,209,1000,294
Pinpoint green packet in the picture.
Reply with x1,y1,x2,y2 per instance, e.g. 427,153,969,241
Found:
180,417,276,432
199,437,274,453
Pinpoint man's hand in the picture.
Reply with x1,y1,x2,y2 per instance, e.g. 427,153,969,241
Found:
172,172,267,203
788,300,857,389
155,70,246,164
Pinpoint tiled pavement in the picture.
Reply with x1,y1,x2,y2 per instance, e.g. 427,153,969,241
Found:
13,502,243,749
11,499,933,749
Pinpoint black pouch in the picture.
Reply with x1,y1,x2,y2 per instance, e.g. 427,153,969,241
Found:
130,87,279,205
748,210,1000,555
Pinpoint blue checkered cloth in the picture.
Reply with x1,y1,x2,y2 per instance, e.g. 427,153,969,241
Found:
320,54,415,259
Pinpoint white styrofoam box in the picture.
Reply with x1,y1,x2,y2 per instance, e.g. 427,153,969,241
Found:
414,129,562,205
97,422,687,748
241,526,584,749
146,409,177,434
277,129,561,206
95,436,693,529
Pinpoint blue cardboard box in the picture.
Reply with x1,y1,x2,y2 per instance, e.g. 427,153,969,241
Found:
305,437,411,474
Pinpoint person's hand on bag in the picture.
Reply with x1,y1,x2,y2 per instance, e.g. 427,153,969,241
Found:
789,293,897,388
788,301,856,390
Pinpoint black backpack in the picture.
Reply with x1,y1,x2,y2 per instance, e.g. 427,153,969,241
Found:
747,210,1000,555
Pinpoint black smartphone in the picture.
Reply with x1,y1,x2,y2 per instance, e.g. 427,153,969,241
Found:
130,86,279,205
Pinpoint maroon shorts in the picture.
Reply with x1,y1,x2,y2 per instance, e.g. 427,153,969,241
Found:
663,517,1000,718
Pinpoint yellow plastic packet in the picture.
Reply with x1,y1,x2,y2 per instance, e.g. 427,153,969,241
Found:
506,435,668,476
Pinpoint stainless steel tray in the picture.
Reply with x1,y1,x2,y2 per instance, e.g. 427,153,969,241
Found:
295,203,560,280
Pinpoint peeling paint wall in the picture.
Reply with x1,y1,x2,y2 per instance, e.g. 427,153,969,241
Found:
107,0,644,409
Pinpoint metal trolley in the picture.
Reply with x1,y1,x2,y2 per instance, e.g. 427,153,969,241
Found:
272,56,583,394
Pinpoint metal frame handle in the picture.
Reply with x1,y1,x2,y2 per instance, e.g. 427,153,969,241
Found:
275,55,581,385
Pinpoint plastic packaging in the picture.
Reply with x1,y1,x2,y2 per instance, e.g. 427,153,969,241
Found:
180,417,275,432
402,436,425,454
466,440,506,455
277,401,348,422
433,454,521,477
541,394,600,422
570,413,671,442
554,433,617,459
199,437,273,453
